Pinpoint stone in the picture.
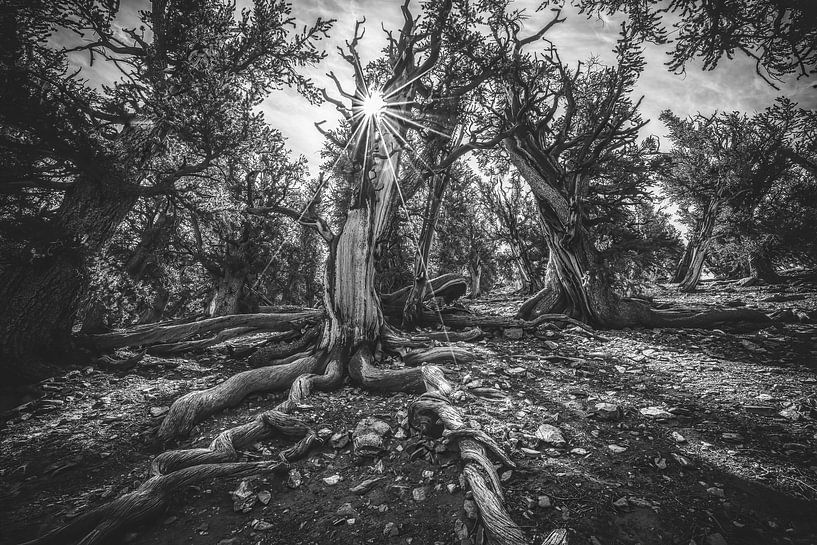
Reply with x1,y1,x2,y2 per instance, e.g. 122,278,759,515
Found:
287,469,303,488
330,431,350,449
721,432,744,443
383,522,399,537
538,495,552,508
412,487,428,501
337,503,358,517
256,490,271,505
570,448,588,455
505,366,527,377
504,328,524,339
230,479,256,512
252,519,274,531
707,487,724,498
463,498,478,519
671,453,694,468
447,483,458,494
639,406,674,419
322,474,341,486
520,447,542,456
352,418,392,456
594,403,622,421
608,444,627,454
671,431,687,443
613,497,628,508
350,477,383,495
535,424,566,446
150,406,169,417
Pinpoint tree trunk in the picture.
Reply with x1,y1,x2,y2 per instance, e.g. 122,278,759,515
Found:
208,269,248,316
516,222,619,324
679,197,721,292
0,178,137,383
402,171,448,328
673,241,694,283
137,287,170,325
747,246,780,284
468,260,483,299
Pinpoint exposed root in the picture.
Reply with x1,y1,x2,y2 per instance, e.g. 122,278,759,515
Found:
381,326,483,351
410,366,528,545
419,310,595,334
402,346,477,367
81,311,323,352
246,326,320,366
348,345,426,393
95,350,146,373
148,326,258,356
157,354,320,441
381,273,468,313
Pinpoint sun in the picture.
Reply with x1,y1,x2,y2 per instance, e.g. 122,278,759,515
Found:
361,91,387,118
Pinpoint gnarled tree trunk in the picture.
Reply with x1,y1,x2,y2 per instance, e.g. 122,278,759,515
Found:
679,196,721,292
0,177,137,384
402,169,449,327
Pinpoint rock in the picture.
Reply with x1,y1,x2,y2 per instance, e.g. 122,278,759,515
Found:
505,366,527,377
218,539,240,545
454,519,469,542
322,474,341,486
287,469,303,489
706,532,728,545
500,470,513,482
504,328,524,339
671,431,687,443
150,406,169,417
613,497,629,508
256,490,271,505
412,487,428,501
330,431,350,449
230,479,256,512
317,427,333,439
350,477,383,495
570,447,588,455
520,447,542,456
447,483,458,494
608,444,627,454
707,487,724,498
538,495,552,508
544,340,559,350
463,498,478,519
383,522,399,537
352,418,392,456
251,519,274,531
778,408,802,421
721,432,744,443
594,403,622,421
639,406,674,419
337,503,358,517
535,424,566,446
671,453,694,468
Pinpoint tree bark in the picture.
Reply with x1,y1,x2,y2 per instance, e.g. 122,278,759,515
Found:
679,200,720,292
673,241,694,283
402,170,449,328
208,269,248,316
747,245,780,284
468,259,483,299
0,177,137,383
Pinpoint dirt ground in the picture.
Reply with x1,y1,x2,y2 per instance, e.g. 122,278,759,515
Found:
2,274,816,545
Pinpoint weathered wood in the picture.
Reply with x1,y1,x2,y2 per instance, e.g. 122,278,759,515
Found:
81,311,323,351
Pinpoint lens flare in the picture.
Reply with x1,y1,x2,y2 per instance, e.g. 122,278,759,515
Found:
360,91,386,118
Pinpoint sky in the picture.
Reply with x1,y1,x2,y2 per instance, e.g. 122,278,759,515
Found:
64,0,817,175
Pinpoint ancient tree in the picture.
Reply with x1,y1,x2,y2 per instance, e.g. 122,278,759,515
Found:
660,108,791,291
0,0,331,383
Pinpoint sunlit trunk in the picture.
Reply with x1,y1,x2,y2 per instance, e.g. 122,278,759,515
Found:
679,197,721,292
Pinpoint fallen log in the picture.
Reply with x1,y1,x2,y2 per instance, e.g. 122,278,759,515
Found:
382,273,468,311
79,311,324,352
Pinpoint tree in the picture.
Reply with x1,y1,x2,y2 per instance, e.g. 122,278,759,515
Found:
0,0,331,382
659,106,792,290
573,0,817,87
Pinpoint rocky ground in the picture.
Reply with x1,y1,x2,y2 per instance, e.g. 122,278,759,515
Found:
1,274,816,545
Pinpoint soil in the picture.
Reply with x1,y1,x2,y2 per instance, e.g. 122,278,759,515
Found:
2,274,816,545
